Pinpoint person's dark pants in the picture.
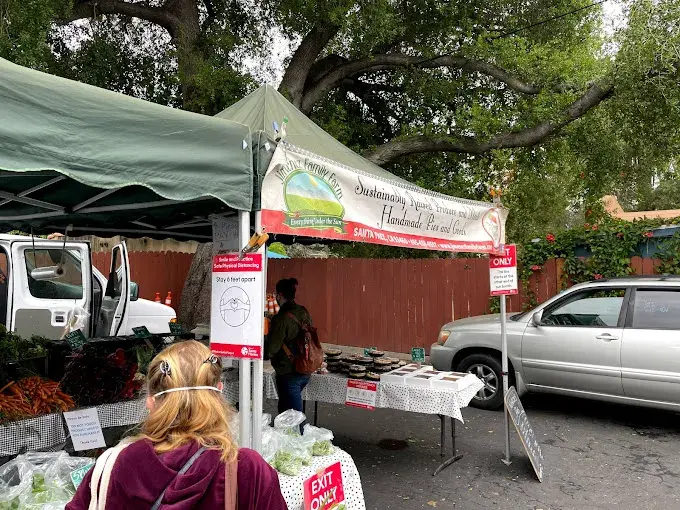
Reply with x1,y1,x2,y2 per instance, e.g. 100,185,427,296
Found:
275,373,310,431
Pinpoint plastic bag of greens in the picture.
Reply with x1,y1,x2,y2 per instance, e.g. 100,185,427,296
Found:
284,434,314,466
261,413,272,429
0,451,93,509
270,450,302,477
303,424,335,456
273,409,306,437
261,427,283,463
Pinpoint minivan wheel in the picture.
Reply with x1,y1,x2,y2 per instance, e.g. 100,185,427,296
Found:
457,353,505,410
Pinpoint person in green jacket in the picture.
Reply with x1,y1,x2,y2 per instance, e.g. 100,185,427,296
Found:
264,278,312,415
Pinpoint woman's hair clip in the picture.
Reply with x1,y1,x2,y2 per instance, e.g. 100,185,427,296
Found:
204,354,219,365
159,360,171,377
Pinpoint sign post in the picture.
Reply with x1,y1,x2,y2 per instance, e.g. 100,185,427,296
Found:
489,244,518,466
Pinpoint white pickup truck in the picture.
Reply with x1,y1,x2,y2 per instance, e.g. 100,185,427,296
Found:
0,234,176,339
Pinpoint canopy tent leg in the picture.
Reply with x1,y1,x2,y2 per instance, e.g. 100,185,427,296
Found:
238,210,252,449
251,210,265,453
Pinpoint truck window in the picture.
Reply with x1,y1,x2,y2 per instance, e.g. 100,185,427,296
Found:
25,249,83,300
0,247,7,325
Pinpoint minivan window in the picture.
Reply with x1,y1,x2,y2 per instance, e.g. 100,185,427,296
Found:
632,289,680,330
25,249,83,300
542,289,626,327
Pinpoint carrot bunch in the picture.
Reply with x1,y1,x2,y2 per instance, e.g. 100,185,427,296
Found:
0,376,75,422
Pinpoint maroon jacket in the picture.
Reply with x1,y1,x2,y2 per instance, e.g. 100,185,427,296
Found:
66,439,288,510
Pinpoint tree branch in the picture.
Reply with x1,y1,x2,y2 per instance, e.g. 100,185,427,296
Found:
278,23,342,107
64,0,179,34
300,53,541,114
363,82,615,166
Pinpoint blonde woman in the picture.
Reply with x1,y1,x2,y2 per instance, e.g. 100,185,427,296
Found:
67,341,287,510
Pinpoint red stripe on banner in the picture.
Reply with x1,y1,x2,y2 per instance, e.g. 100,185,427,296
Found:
262,209,499,254
212,253,263,272
210,343,262,359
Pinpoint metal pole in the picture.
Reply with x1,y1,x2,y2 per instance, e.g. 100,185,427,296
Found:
251,211,264,453
238,210,252,449
500,294,511,465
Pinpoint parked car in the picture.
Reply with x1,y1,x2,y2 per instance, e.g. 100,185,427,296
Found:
431,276,680,411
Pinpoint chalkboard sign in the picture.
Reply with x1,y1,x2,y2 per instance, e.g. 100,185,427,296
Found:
132,326,151,339
505,386,545,482
64,329,87,350
169,322,184,335
411,347,425,363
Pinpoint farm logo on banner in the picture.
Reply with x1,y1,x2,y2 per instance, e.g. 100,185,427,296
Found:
276,159,346,233
262,144,508,254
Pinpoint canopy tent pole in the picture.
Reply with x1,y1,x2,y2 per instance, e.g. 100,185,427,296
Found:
238,210,252,448
251,211,265,453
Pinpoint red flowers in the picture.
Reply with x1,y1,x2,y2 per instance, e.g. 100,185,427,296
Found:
585,209,593,217
584,223,590,230
591,224,599,231
617,232,624,239
593,274,603,280
531,265,542,271
546,234,556,243
643,231,653,238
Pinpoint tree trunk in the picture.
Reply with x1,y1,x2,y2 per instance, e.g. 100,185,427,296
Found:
178,242,213,329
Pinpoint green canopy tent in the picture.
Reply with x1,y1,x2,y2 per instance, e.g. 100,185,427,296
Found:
0,58,254,239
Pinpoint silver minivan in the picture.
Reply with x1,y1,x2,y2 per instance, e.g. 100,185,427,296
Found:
431,276,680,410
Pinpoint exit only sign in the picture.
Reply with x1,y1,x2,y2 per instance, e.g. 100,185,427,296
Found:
489,244,518,296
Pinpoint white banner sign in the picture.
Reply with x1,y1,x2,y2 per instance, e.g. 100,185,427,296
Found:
261,145,507,253
210,253,264,359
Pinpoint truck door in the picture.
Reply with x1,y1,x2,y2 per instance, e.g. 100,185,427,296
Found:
10,241,92,339
99,242,130,336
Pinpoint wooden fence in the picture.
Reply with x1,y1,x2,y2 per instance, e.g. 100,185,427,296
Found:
91,252,660,353
267,256,659,354
92,251,194,309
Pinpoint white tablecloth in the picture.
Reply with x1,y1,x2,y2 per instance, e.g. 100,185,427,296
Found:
224,369,483,422
278,447,365,510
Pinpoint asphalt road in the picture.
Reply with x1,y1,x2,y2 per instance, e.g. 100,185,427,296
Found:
268,394,680,510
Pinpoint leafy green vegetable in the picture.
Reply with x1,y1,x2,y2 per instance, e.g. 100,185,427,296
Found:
312,440,334,456
272,451,303,476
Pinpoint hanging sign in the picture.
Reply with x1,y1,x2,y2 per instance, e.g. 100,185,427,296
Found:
489,244,518,296
303,461,345,510
345,379,378,410
132,326,152,339
212,215,239,255
261,145,508,254
210,253,264,359
64,329,87,350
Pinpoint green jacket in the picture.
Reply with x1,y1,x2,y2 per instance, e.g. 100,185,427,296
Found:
264,301,312,376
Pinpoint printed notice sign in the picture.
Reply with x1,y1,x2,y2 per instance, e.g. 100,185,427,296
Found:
489,244,518,296
63,408,106,451
345,379,378,410
303,461,345,510
210,253,264,359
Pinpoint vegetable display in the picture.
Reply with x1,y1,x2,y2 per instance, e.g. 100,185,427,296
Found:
0,377,74,423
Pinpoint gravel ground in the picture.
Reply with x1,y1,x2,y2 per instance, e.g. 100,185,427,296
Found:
264,393,680,510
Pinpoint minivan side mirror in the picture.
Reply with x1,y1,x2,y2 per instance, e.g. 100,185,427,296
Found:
532,311,543,327
130,281,139,301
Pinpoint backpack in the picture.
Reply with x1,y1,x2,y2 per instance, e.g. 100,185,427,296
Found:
282,312,323,374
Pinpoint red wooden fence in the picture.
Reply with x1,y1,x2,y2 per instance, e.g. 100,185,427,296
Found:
92,252,194,310
93,252,659,352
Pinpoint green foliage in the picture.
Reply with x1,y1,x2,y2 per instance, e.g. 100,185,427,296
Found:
518,216,680,308
268,242,288,255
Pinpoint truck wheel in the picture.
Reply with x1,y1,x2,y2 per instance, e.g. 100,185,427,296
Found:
457,353,506,410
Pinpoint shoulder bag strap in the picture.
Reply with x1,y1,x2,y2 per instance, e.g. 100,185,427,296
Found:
224,455,238,510
89,441,132,510
281,312,303,360
150,446,208,510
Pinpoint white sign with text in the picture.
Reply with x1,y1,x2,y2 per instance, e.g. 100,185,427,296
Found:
63,408,106,451
489,244,518,296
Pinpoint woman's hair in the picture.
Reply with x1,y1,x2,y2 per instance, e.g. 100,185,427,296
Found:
276,278,297,301
137,341,237,462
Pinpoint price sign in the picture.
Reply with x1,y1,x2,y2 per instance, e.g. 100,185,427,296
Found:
64,329,87,350
505,386,545,482
345,379,378,410
168,322,184,335
303,461,345,510
132,326,151,339
363,346,377,356
489,244,518,296
70,464,94,490
411,347,425,363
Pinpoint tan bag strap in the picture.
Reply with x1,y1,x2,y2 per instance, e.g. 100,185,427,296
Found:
282,342,294,361
225,457,238,510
